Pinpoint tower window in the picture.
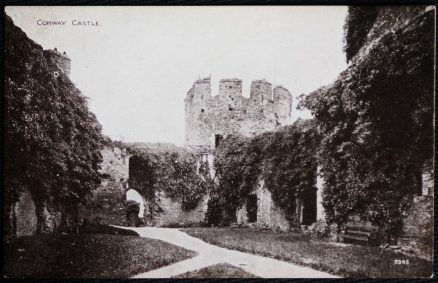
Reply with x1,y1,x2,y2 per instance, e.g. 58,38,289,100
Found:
201,109,205,113
215,134,223,147
229,107,233,111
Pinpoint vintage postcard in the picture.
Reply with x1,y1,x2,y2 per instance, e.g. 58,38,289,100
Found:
3,5,435,278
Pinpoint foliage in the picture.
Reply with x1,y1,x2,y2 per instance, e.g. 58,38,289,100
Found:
343,6,378,62
127,143,207,210
212,120,320,225
4,16,103,210
299,8,434,236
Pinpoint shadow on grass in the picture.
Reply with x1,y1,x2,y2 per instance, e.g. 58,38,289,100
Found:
4,225,197,278
182,227,432,278
173,263,260,278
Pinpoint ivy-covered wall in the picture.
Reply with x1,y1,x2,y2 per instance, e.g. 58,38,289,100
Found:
210,119,320,228
300,6,434,240
5,16,103,235
128,143,210,226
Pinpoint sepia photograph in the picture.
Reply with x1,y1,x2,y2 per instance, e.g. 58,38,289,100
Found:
3,5,435,278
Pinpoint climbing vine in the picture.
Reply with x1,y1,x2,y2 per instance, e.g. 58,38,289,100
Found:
299,7,434,237
4,15,103,233
128,143,207,211
212,120,320,225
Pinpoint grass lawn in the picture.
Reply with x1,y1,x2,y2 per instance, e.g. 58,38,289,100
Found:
173,263,260,278
4,227,197,278
182,227,432,278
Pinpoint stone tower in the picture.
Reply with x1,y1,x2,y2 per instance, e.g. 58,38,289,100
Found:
184,77,293,153
43,48,71,76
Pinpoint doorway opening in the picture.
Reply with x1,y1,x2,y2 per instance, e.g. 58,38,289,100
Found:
246,194,258,223
215,134,223,148
301,187,317,225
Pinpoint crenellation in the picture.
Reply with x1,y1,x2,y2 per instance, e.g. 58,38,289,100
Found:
219,78,242,100
185,77,293,150
250,79,273,103
43,47,71,75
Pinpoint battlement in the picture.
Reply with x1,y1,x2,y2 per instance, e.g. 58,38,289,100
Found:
43,47,71,75
185,77,293,148
250,79,273,102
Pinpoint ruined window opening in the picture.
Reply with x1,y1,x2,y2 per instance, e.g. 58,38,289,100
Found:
229,107,233,111
201,109,205,113
244,110,247,113
229,86,232,89
260,109,264,113
215,134,223,148
247,194,258,223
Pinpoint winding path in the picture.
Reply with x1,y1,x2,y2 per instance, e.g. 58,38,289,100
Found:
116,226,339,278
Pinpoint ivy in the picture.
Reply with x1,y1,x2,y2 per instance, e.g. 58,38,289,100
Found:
299,8,434,237
343,6,378,62
212,120,320,225
5,15,103,208
127,143,207,211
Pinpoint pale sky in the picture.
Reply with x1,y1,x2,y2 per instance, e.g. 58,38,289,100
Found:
6,6,348,145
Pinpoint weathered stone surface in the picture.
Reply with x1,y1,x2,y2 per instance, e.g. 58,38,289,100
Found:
237,178,290,231
150,193,209,227
185,77,293,150
78,145,131,226
14,189,37,237
43,48,71,75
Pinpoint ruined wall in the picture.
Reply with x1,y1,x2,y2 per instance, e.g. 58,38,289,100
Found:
185,77,293,150
149,193,209,227
78,145,131,226
43,48,71,76
14,189,37,237
397,165,434,258
237,178,290,231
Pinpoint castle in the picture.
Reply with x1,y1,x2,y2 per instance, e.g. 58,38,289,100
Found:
43,47,71,76
184,77,293,153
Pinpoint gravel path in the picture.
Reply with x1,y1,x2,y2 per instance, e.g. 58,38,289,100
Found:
115,226,339,278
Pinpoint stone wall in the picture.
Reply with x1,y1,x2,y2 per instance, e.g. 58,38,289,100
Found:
148,193,209,227
236,178,290,231
14,189,37,237
43,48,71,76
397,165,434,258
185,77,293,149
78,145,130,226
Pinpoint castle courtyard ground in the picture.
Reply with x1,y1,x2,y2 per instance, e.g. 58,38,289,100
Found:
118,226,338,278
4,224,432,278
181,227,433,278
